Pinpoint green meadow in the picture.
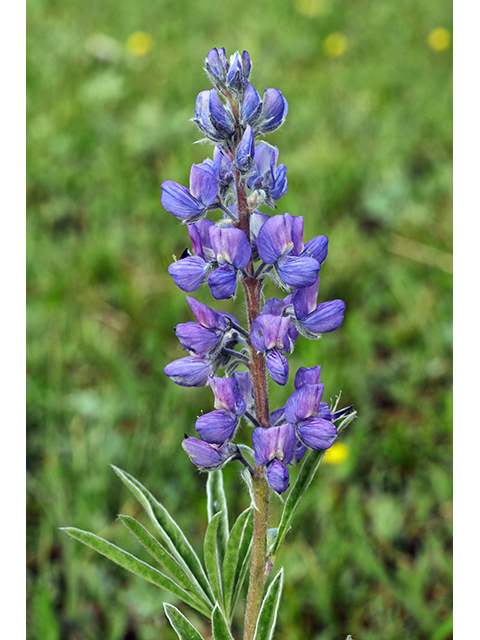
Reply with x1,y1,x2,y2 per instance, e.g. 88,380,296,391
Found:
27,0,452,638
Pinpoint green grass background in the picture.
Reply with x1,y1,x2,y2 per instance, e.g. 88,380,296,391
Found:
26,0,452,638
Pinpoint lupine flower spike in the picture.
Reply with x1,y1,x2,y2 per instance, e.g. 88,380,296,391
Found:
63,48,356,640
163,47,354,494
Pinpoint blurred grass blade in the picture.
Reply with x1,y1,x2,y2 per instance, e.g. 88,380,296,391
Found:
211,604,235,640
61,528,211,617
203,511,223,607
253,568,284,640
269,450,325,559
222,507,253,620
112,465,214,603
207,470,229,568
163,603,206,640
230,508,254,616
118,515,213,613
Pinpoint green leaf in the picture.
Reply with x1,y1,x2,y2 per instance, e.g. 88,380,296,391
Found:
211,604,235,640
222,507,253,620
253,568,284,640
61,528,211,617
230,508,254,617
163,603,205,640
207,470,229,568
112,465,213,604
203,511,223,607
269,412,357,560
269,450,325,559
118,515,213,613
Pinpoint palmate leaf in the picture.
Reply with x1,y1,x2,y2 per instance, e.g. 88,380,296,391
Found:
118,515,213,614
163,603,206,640
253,568,284,640
112,465,214,605
207,470,229,568
61,528,211,618
203,511,223,607
222,507,253,620
211,604,235,640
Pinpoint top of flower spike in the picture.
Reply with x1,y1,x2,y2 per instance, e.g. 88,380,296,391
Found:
205,48,251,92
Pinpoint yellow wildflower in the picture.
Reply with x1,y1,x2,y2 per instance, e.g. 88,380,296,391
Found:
126,32,153,57
295,0,331,18
323,442,349,465
322,32,348,58
428,28,451,52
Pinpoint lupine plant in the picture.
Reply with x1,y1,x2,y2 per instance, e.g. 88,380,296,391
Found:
62,48,356,640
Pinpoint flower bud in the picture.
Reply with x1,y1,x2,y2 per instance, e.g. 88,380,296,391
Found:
195,409,237,444
267,460,290,494
182,437,237,471
235,124,255,173
205,47,229,86
164,356,213,387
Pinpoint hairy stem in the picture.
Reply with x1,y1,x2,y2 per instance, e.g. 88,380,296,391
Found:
234,165,272,640
243,468,270,640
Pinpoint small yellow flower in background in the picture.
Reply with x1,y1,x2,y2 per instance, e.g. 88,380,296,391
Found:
428,27,451,52
126,32,153,57
323,442,349,465
322,32,348,58
295,0,331,18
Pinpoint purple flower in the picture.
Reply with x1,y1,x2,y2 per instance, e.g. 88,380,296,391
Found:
195,376,246,444
256,213,320,288
252,423,296,493
208,265,238,300
205,49,251,93
267,460,290,494
292,277,346,337
265,350,290,387
168,222,252,298
205,47,229,86
195,409,238,444
167,220,215,292
284,382,337,451
232,370,255,413
194,89,235,143
247,143,288,207
175,321,223,356
254,89,289,135
161,162,218,223
236,124,255,173
269,404,307,466
251,314,291,385
209,376,247,415
174,296,239,356
164,356,213,387
261,296,299,347
294,365,322,388
209,226,251,269
182,437,238,471
242,83,263,127
208,147,235,198
302,235,329,266
226,51,251,93
188,219,216,259
187,296,231,331
207,226,252,299
168,255,212,293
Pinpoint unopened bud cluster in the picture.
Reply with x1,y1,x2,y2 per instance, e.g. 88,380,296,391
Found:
162,48,353,494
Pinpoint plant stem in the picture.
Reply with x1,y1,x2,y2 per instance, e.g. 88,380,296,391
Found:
243,468,270,640
233,162,272,640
